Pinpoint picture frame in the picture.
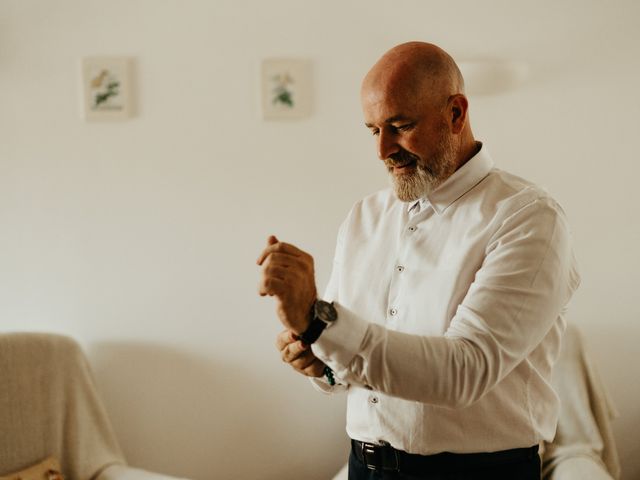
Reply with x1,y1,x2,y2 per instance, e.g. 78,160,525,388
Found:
80,56,133,121
261,58,312,119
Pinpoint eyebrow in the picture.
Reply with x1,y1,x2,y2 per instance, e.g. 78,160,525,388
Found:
365,115,413,128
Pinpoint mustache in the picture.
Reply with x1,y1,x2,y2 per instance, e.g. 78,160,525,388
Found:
385,149,420,168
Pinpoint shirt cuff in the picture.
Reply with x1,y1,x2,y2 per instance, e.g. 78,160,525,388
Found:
309,376,348,394
311,301,369,375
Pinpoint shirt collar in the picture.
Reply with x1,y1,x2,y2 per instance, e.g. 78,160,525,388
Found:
407,143,494,216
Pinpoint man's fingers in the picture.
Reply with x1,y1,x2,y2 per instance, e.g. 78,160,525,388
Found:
256,239,309,266
258,254,312,297
265,252,307,266
290,351,316,371
263,264,289,281
274,330,326,378
257,276,287,297
301,359,326,378
273,241,306,255
281,339,309,363
261,253,311,278
256,235,279,265
285,353,325,377
275,330,297,351
257,246,304,267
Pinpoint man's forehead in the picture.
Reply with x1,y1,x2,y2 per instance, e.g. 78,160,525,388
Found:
361,78,426,121
363,62,416,95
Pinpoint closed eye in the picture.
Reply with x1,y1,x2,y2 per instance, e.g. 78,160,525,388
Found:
395,123,415,132
366,122,414,136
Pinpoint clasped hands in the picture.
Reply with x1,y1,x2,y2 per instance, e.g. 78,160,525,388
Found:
257,235,326,377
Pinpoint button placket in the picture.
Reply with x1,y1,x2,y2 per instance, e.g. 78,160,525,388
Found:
387,262,404,327
388,215,422,329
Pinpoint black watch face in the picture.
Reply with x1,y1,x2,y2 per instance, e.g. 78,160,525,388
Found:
316,300,337,323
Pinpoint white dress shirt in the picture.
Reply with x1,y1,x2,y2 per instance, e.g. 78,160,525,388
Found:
311,144,581,455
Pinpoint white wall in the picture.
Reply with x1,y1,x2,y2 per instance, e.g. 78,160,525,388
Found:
1,1,639,479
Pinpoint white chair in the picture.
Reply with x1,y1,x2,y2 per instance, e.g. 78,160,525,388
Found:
0,332,189,480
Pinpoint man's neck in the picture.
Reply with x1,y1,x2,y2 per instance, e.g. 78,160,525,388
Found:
455,140,482,172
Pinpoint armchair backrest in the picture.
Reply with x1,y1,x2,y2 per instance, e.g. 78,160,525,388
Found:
542,323,621,479
0,333,125,480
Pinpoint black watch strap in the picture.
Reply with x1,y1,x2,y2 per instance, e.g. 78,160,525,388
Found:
298,318,328,345
297,300,337,345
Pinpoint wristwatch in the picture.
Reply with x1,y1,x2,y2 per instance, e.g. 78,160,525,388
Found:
298,300,337,345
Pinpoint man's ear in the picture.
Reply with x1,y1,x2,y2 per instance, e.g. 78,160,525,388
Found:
449,94,469,134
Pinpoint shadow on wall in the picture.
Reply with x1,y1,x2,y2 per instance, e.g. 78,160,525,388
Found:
88,341,325,480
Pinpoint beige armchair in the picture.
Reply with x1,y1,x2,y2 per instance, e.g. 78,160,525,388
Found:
0,332,189,480
542,323,620,479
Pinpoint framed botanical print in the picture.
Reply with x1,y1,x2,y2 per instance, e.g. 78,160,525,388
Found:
261,58,312,119
80,56,133,121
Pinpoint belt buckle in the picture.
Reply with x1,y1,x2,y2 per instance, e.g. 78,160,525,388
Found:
361,442,379,470
360,442,399,472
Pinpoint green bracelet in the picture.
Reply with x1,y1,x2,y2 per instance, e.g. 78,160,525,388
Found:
324,366,336,386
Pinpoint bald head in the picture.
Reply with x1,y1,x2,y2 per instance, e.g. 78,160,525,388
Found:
361,42,477,201
362,42,464,108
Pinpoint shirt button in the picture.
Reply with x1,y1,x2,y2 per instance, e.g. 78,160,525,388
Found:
370,396,379,404
396,265,404,272
408,226,417,232
389,308,398,316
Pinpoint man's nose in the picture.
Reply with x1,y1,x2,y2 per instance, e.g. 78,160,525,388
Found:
377,130,399,161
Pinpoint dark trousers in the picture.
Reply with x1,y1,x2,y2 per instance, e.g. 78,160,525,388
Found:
348,445,541,480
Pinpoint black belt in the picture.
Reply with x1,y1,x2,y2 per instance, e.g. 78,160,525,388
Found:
351,439,538,474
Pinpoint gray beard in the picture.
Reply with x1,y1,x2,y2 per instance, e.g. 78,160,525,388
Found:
388,138,457,202
390,164,441,202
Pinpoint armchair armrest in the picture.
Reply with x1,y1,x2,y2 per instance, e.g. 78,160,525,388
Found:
331,463,348,480
545,456,614,480
96,464,191,480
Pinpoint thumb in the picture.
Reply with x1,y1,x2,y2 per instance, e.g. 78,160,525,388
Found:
256,234,280,266
267,235,279,246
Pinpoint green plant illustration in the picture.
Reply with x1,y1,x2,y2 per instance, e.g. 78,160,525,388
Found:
271,72,294,108
90,69,121,108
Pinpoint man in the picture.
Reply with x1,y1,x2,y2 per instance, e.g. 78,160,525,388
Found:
257,42,580,479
